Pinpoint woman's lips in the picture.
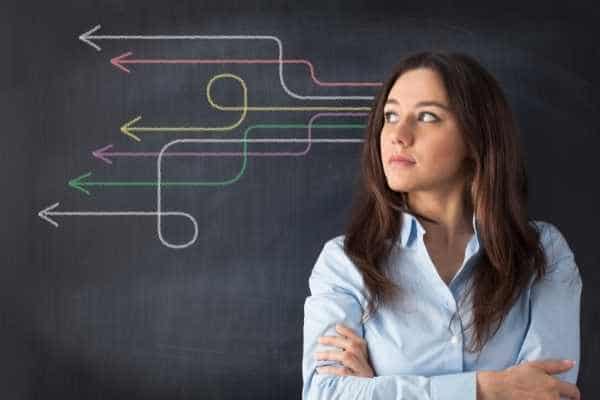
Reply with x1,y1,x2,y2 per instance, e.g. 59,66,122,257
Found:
390,159,416,167
389,154,416,165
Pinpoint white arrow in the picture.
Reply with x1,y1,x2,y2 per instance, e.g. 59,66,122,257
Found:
78,25,373,101
38,202,198,249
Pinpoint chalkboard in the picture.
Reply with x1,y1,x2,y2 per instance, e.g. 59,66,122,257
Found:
2,0,598,398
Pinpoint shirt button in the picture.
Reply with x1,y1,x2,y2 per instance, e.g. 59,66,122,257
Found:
450,335,459,345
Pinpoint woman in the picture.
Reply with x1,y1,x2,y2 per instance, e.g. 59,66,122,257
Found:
302,51,582,399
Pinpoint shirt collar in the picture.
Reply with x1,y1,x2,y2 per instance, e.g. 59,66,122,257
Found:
399,208,481,252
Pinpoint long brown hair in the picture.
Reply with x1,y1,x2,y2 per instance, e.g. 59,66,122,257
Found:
343,51,548,353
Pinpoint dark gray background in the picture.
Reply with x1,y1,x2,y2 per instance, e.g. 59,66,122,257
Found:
1,0,598,398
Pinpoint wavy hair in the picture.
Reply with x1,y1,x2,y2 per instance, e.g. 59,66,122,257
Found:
343,51,548,353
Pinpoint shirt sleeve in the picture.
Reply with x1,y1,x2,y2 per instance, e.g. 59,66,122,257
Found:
515,222,583,385
302,238,478,400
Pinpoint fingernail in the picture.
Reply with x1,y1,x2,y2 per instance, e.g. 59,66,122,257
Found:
564,359,576,366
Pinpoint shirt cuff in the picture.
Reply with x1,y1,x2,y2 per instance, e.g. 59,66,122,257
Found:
430,371,477,400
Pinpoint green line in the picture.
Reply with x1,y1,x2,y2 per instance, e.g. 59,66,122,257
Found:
69,123,365,195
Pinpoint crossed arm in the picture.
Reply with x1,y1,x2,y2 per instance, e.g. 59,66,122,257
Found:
302,227,582,400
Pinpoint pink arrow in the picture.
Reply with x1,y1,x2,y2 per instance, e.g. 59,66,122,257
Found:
110,51,381,87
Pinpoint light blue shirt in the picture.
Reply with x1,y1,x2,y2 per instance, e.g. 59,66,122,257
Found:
302,210,582,399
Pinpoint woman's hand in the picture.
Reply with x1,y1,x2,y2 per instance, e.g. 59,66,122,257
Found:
477,359,580,400
314,323,374,378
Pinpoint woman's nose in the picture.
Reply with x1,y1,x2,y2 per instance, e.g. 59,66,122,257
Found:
391,120,415,146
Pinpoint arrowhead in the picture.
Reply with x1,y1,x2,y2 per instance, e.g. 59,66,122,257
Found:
68,172,92,195
120,115,142,142
92,144,114,164
38,202,60,227
78,24,102,51
111,51,133,73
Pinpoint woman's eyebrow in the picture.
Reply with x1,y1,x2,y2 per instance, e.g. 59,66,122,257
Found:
385,98,450,111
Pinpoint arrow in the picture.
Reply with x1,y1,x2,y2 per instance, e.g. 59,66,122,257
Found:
92,136,366,165
78,25,374,100
46,114,363,249
73,123,364,194
68,172,93,195
38,202,198,249
150,113,364,249
119,72,247,142
119,72,370,141
110,51,381,87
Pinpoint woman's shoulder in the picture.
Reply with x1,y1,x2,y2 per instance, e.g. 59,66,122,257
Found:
529,219,581,285
313,234,355,277
309,234,367,301
322,234,350,257
529,219,572,264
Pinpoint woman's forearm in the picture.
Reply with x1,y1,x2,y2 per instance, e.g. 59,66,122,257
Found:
476,370,504,400
476,360,580,400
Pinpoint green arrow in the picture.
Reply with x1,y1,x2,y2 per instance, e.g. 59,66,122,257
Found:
68,123,364,195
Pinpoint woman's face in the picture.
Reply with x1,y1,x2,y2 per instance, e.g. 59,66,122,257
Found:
380,68,469,195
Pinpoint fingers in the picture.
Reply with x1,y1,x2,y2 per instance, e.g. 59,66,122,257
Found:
314,350,363,374
526,359,576,375
555,380,581,400
334,324,368,353
335,323,359,339
318,334,351,350
315,324,373,378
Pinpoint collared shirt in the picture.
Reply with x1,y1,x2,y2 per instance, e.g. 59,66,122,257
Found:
302,209,582,400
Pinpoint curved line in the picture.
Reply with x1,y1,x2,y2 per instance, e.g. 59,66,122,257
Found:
157,211,199,249
206,73,371,112
130,72,370,140
155,113,365,249
299,60,380,87
265,35,374,100
117,54,381,87
156,137,243,249
89,28,374,100
130,72,248,135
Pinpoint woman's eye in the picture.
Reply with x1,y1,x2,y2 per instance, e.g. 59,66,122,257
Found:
383,111,398,123
384,111,439,124
418,112,438,122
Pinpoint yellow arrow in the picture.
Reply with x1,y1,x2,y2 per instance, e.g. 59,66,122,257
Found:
121,72,371,141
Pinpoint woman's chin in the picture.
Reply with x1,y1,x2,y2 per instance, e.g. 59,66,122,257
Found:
387,183,415,192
